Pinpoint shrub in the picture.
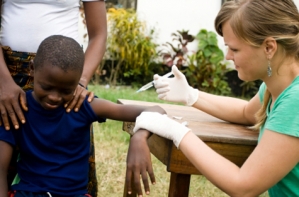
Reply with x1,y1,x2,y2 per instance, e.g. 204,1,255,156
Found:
99,8,159,86
159,29,231,95
186,29,231,95
225,70,262,99
159,30,195,69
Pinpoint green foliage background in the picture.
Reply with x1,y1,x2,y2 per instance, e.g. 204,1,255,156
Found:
93,8,260,99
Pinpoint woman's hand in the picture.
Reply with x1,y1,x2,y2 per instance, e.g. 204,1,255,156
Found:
133,112,190,148
154,65,199,106
125,130,155,196
0,80,27,130
64,84,94,112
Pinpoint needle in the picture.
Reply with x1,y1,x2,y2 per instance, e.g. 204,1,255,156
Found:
136,71,173,93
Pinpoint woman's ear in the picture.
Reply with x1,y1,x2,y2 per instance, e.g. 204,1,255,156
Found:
29,60,34,77
264,37,277,58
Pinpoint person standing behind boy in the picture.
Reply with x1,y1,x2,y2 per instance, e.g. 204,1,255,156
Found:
0,35,165,197
0,1,107,195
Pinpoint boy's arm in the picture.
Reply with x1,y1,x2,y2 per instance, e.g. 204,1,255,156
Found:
125,129,154,196
0,141,13,196
90,98,166,122
124,106,166,196
90,99,166,196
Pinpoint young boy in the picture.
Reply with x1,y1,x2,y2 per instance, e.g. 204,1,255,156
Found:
0,35,164,196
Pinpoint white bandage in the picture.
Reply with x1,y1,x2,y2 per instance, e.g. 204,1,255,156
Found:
133,112,190,148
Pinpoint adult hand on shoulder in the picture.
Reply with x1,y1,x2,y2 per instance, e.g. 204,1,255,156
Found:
126,129,155,196
64,84,94,113
154,65,199,106
133,112,190,148
0,80,27,130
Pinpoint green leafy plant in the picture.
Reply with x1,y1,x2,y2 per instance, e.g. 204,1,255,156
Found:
225,69,262,99
102,8,159,86
186,29,231,95
240,80,261,98
160,30,195,69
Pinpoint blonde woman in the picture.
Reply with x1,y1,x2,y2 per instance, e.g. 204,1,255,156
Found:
132,0,299,196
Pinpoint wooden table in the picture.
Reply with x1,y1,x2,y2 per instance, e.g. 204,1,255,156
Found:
118,99,258,197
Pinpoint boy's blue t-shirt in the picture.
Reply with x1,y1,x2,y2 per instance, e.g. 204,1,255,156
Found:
0,91,105,196
258,77,299,197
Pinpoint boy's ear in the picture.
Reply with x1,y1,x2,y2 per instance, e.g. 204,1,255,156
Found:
29,60,34,76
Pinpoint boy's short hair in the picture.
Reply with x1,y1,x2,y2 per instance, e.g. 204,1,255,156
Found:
34,35,84,73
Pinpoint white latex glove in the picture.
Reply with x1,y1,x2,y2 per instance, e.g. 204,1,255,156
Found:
153,65,199,106
133,112,190,148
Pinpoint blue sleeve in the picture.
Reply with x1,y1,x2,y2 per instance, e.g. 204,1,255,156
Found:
83,97,106,123
0,126,16,146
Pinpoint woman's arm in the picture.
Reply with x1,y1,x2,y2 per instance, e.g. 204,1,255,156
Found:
0,46,27,130
81,1,107,87
65,1,107,111
134,112,299,197
192,91,261,125
154,65,261,125
0,0,27,129
0,141,13,196
179,129,299,196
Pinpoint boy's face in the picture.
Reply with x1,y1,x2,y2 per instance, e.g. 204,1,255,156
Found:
31,63,81,110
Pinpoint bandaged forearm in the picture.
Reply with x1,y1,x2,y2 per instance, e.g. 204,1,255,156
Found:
133,112,190,148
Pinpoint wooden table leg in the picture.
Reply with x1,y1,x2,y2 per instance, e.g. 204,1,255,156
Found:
168,172,191,197
123,178,137,197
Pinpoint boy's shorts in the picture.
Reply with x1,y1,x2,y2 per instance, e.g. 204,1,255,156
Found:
9,191,92,197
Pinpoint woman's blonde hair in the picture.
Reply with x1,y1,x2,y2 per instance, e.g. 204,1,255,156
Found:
215,0,299,129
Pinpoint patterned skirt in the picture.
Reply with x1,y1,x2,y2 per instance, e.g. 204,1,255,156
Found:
2,46,98,197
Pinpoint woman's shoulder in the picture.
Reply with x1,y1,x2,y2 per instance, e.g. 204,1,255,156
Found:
281,76,299,98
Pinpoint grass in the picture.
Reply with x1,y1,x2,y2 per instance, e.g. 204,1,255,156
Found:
89,85,269,197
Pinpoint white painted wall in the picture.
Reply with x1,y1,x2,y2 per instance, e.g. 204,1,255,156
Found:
136,0,223,54
136,0,224,64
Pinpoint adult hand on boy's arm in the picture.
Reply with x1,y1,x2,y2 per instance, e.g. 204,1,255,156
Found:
64,85,94,113
126,129,155,196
